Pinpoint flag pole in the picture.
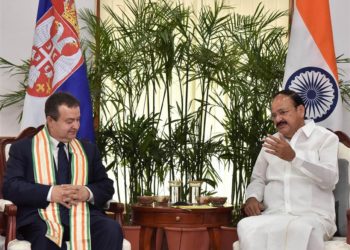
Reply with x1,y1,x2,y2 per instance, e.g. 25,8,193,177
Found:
96,0,100,17
288,0,294,37
94,0,101,134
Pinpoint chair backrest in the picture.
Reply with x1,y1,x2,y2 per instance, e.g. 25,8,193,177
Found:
334,131,350,148
0,126,44,199
333,131,350,236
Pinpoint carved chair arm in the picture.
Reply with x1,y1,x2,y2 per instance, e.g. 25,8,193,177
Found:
4,203,17,248
105,201,124,225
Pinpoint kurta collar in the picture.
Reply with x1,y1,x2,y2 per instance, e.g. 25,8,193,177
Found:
281,120,315,145
299,119,315,138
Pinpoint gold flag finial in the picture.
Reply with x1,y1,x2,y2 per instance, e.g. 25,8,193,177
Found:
62,0,79,37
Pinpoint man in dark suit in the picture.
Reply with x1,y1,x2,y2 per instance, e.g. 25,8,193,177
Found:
3,92,123,250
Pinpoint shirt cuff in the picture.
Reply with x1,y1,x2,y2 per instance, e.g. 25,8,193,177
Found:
47,186,53,202
245,194,261,202
85,186,94,204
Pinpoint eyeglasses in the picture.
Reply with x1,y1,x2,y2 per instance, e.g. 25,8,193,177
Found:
270,109,292,120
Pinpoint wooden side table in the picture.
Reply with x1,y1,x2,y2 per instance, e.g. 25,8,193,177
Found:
131,204,233,250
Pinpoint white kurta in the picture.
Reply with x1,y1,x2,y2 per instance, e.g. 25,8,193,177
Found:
238,120,339,250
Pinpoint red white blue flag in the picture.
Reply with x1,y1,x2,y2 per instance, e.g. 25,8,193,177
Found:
283,0,343,131
22,0,95,141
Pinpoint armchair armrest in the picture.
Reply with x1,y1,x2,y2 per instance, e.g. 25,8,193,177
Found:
105,201,124,225
3,202,17,248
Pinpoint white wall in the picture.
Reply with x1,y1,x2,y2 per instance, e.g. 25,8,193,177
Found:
330,0,350,136
0,1,38,136
0,0,95,137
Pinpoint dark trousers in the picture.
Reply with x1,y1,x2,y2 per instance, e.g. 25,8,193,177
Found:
18,213,124,250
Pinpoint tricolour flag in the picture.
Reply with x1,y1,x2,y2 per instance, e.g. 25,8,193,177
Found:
283,0,343,131
21,0,95,142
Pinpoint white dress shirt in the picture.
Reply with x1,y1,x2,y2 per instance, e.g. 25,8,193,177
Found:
246,120,339,236
47,136,94,203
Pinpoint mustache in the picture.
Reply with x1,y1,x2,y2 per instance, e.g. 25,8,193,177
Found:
276,121,287,127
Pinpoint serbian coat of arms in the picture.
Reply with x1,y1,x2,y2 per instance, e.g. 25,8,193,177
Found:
27,0,83,97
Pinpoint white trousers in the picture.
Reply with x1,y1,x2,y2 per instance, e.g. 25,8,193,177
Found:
237,214,327,250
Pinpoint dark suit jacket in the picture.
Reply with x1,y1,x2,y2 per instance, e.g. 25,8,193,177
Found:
2,133,114,229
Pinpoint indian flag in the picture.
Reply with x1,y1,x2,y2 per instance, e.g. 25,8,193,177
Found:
283,0,343,131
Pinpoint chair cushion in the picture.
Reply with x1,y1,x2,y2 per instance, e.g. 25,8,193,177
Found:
0,236,4,250
325,237,350,250
0,199,13,212
232,238,350,250
7,239,31,250
65,239,131,250
3,238,130,250
233,240,239,250
122,239,131,250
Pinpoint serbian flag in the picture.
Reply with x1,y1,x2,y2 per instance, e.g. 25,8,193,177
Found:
283,0,343,131
21,0,95,142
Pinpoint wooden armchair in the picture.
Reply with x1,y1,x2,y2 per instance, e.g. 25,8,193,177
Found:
332,131,350,244
0,126,127,250
234,130,350,250
0,126,43,249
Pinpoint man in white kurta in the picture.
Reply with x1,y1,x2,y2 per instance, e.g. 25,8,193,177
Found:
237,90,339,250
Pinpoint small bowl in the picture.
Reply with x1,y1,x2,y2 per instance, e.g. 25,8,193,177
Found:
137,196,154,205
196,196,210,205
209,196,227,206
154,195,170,203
